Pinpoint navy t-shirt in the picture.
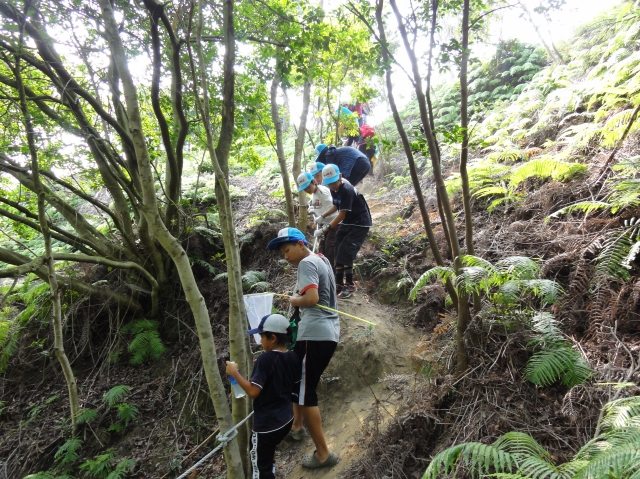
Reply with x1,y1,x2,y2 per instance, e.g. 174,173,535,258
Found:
331,179,372,227
250,350,301,432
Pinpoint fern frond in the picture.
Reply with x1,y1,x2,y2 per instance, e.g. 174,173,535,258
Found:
530,312,564,341
525,343,590,388
115,403,139,427
55,437,83,466
518,455,571,479
595,228,636,283
422,442,516,479
518,279,563,306
103,385,131,407
23,282,50,303
76,408,98,425
106,459,136,479
601,396,640,431
610,179,640,214
456,267,490,295
493,431,552,462
548,201,610,220
122,319,166,365
409,267,456,301
213,272,229,282
249,281,270,292
496,256,541,280
461,255,499,274
509,156,587,187
601,108,640,148
573,445,640,479
473,185,510,199
242,270,267,292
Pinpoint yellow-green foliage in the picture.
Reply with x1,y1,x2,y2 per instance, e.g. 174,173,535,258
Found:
461,3,640,213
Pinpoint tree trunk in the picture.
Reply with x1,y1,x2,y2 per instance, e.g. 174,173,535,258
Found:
14,48,80,434
294,81,312,232
270,71,296,227
459,0,482,314
388,0,469,373
374,4,449,274
190,0,252,473
97,2,246,477
517,1,562,64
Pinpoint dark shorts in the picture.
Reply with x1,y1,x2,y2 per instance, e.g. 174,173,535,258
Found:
347,157,371,186
335,225,369,267
319,227,336,271
293,340,337,407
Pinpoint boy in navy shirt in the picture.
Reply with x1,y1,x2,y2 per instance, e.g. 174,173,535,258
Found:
316,164,372,298
226,314,301,479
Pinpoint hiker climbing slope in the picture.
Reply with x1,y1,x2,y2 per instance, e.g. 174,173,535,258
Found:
318,164,372,299
315,143,371,187
267,228,340,470
297,171,338,269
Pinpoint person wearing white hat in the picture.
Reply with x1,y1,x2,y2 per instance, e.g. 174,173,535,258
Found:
226,314,301,478
316,164,372,299
307,159,325,185
296,171,338,268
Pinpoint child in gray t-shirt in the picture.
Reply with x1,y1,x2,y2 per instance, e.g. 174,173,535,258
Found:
267,227,340,469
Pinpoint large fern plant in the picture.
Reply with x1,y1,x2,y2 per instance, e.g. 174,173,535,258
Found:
410,256,589,388
422,396,640,479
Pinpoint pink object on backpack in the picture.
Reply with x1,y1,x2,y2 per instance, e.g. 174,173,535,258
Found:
360,124,375,138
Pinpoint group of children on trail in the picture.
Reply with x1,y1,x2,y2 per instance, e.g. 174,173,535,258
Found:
225,142,373,477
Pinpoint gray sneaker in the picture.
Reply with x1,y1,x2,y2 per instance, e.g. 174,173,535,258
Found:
288,427,306,441
338,283,356,299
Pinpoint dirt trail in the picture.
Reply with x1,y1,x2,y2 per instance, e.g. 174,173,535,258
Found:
278,296,421,478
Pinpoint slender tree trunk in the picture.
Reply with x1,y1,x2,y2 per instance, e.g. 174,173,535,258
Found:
517,1,561,64
389,0,469,373
14,47,80,434
459,0,474,258
270,70,296,227
294,81,312,232
375,2,456,305
98,2,246,477
189,0,251,473
459,0,482,314
425,0,453,255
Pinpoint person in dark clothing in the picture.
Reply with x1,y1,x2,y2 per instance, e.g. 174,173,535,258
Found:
226,314,301,478
315,144,371,186
316,164,372,299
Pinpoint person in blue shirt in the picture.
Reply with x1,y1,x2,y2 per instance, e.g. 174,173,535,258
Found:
315,143,371,186
226,314,301,478
335,105,360,146
316,164,372,298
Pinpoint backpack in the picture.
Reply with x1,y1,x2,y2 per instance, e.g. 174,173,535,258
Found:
288,307,300,350
360,124,375,139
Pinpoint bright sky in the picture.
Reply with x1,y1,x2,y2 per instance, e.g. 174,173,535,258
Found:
362,0,612,124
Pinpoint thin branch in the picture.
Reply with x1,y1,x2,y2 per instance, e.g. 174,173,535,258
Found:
469,3,517,30
345,1,417,88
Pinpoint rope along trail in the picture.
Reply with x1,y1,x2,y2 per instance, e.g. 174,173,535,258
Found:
177,293,376,476
175,411,254,479
269,292,377,326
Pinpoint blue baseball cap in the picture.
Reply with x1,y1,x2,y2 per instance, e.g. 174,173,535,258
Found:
247,313,290,335
297,172,313,192
267,227,308,250
307,161,325,176
322,164,341,185
315,144,327,161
